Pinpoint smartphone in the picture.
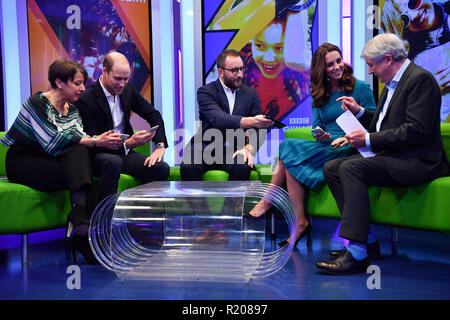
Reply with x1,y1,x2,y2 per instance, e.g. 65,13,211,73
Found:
311,126,325,137
147,125,159,133
264,115,286,129
118,133,129,140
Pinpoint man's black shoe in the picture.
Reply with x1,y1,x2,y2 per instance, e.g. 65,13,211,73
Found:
316,250,370,275
329,241,381,260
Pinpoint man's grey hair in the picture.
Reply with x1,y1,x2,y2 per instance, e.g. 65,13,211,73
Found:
361,33,408,62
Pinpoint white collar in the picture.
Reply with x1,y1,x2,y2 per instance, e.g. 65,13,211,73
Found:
99,76,116,99
387,59,410,88
219,78,239,94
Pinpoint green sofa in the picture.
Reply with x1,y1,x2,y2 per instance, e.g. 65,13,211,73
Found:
284,123,450,242
0,131,272,263
2,123,449,263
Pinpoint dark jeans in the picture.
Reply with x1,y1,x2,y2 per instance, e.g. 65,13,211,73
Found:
180,145,252,181
93,150,170,202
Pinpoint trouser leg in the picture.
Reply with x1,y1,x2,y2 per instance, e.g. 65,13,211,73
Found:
93,152,123,202
223,147,252,181
122,150,170,184
325,156,404,243
6,145,92,194
180,147,207,181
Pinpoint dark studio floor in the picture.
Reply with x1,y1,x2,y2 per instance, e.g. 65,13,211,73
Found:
1,216,449,304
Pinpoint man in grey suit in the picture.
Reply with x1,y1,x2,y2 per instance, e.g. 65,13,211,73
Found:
316,33,449,275
180,49,273,180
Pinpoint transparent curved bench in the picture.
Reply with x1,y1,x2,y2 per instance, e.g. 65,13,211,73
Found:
89,181,300,283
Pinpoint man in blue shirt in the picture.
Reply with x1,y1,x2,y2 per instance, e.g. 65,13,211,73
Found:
316,33,449,275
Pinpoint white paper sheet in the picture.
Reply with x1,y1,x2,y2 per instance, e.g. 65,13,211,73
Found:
336,110,375,158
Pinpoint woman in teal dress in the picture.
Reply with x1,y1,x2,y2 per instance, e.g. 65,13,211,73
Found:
249,43,376,246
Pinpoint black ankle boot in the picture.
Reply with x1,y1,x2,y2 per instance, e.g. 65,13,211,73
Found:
66,204,90,239
68,204,90,228
70,233,98,265
67,205,97,264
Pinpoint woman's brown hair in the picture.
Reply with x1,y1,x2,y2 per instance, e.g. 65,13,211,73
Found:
48,59,88,89
310,43,356,108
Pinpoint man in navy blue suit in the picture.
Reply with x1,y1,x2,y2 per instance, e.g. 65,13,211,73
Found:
180,49,274,181
77,52,170,202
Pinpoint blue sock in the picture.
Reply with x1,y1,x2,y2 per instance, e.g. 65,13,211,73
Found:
346,241,367,260
367,228,377,244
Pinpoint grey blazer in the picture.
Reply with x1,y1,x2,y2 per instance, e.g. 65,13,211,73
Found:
359,62,449,185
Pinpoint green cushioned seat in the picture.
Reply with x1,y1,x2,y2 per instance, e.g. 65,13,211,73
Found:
168,166,182,181
0,180,70,234
284,126,315,142
0,172,144,235
169,165,266,182
371,177,450,232
202,169,260,181
255,164,273,183
306,185,380,220
202,170,229,181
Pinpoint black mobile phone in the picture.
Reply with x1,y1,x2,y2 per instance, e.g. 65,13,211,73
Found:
264,115,286,129
117,133,129,141
148,125,159,133
311,126,325,137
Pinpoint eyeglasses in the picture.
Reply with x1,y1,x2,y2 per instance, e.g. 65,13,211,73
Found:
400,0,423,29
220,66,246,75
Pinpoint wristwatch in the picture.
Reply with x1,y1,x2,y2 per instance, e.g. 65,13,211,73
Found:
155,142,165,149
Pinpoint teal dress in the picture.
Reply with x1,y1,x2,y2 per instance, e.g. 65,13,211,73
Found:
279,80,377,189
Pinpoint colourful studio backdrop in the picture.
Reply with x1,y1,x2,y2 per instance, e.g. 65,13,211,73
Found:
26,0,152,102
202,0,318,164
379,0,449,123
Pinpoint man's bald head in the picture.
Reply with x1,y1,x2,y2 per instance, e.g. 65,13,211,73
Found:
103,52,130,73
101,52,131,95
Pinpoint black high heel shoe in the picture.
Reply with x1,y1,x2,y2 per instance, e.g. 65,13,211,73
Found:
66,204,98,264
65,204,88,249
65,204,85,259
67,205,90,229
278,223,312,247
70,233,98,264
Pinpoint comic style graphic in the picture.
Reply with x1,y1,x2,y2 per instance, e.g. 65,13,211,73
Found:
27,0,152,101
380,0,449,122
203,0,317,125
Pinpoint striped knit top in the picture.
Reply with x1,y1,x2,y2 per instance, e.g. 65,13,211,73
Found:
0,92,89,157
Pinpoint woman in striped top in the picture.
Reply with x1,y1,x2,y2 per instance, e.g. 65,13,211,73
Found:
0,59,123,264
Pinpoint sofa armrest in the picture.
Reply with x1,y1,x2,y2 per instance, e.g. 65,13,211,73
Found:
441,123,450,160
0,132,7,176
284,127,314,142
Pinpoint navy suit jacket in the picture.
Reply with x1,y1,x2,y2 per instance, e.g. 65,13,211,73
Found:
76,80,168,154
358,62,449,185
188,78,264,152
